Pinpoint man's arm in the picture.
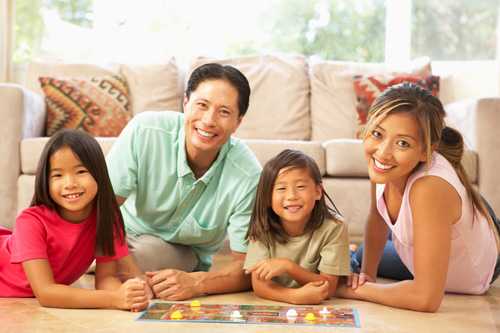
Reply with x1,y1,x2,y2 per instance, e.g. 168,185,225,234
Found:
116,195,126,206
147,251,250,301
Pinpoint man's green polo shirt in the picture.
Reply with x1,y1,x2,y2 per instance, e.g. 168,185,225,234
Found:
106,111,262,271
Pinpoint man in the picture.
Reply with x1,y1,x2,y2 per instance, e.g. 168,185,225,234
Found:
106,63,261,300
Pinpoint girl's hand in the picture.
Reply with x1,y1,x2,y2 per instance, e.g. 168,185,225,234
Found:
246,258,292,280
347,272,375,289
292,280,329,305
113,278,149,311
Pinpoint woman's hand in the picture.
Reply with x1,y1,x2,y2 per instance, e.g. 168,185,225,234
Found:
347,272,375,289
245,258,292,280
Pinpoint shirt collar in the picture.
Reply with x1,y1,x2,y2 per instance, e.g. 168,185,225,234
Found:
177,126,232,184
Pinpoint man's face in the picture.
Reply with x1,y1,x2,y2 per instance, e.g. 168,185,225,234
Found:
184,79,242,162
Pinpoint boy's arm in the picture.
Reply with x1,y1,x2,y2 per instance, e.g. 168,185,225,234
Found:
251,273,329,305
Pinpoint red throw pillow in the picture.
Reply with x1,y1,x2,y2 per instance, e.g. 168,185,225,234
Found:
353,74,440,129
39,75,132,136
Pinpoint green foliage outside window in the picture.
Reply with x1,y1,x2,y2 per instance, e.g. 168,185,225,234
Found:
226,0,385,62
412,0,498,60
13,0,92,63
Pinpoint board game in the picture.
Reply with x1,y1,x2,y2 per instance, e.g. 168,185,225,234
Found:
137,301,360,327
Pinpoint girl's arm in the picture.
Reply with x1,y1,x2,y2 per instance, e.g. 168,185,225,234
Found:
338,176,459,312
251,272,329,305
360,183,389,280
22,259,148,310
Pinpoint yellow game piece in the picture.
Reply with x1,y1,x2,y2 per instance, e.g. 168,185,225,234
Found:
170,310,183,320
305,312,316,321
190,300,201,307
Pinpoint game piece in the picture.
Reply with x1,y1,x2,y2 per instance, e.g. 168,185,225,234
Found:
190,300,201,307
320,307,330,315
230,310,243,319
286,308,298,317
170,310,183,320
305,312,316,321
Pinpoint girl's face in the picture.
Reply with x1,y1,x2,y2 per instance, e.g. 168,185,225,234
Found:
271,166,322,235
48,146,98,222
364,112,427,190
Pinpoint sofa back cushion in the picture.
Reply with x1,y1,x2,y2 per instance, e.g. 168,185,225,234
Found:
189,55,311,140
309,57,432,141
119,59,183,114
26,61,182,115
26,62,119,95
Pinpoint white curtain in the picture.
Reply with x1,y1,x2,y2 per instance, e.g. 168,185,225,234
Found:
0,0,13,83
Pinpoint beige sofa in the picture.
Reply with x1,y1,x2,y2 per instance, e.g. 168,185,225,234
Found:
1,55,499,244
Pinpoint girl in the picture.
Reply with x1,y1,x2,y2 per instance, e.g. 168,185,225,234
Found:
244,149,351,305
338,83,500,312
0,129,149,311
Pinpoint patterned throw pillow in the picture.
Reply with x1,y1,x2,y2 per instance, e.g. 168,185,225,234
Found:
39,75,132,136
353,74,440,130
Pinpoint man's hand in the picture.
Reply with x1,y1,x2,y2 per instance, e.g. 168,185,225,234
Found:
245,258,292,281
146,269,203,301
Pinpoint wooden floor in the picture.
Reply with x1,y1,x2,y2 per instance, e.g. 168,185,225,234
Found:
1,254,499,333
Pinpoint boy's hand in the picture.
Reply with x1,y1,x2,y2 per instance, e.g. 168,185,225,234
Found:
245,258,292,280
291,280,329,305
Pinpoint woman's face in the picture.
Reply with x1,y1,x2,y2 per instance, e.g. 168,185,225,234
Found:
364,112,427,190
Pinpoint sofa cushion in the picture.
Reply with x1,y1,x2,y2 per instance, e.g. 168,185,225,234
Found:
189,55,311,140
353,74,440,137
310,57,432,141
323,139,478,183
242,139,326,175
21,137,117,174
39,75,132,137
119,59,182,114
26,62,119,95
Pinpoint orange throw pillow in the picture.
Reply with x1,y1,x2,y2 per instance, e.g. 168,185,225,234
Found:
39,75,132,136
353,74,440,129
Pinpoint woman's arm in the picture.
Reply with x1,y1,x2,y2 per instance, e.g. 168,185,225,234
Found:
23,258,148,310
338,176,460,312
360,183,389,279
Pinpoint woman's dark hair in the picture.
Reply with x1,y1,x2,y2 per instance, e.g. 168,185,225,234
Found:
364,82,499,251
31,129,125,256
186,63,251,117
246,149,342,249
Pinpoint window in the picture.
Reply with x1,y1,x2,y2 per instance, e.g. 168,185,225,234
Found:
12,0,500,65
411,0,498,60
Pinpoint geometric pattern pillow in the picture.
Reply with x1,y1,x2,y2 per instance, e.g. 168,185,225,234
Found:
353,74,440,128
39,75,132,136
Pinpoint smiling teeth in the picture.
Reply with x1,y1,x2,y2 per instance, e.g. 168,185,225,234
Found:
286,206,302,213
64,193,82,199
374,159,393,170
197,129,215,137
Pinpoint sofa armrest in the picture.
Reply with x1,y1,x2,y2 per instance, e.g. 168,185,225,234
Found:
0,84,45,228
446,98,500,213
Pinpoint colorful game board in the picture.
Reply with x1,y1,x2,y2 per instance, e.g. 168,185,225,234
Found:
137,302,360,327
